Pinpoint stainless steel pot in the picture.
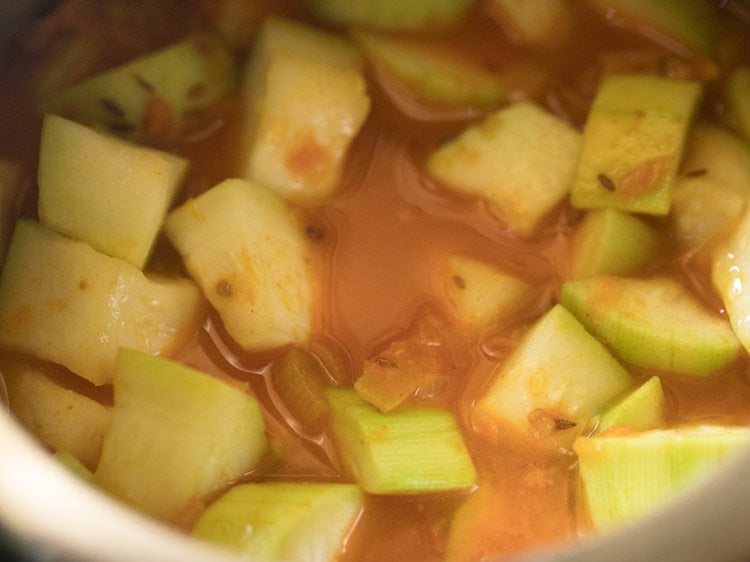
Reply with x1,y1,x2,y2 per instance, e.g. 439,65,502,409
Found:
1,2,750,561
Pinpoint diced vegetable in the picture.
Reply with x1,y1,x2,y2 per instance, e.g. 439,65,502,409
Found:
192,482,363,562
474,304,631,450
0,159,23,265
584,0,718,57
352,30,505,109
597,376,666,431
427,101,582,237
95,349,268,521
241,16,370,202
54,450,95,483
38,114,188,269
726,67,750,142
4,365,110,469
575,426,750,530
42,34,236,143
443,254,534,328
271,347,330,430
310,0,472,31
712,206,750,354
569,209,658,280
327,388,476,494
561,276,741,376
164,178,313,352
487,0,572,48
570,74,703,216
0,220,206,386
671,123,750,249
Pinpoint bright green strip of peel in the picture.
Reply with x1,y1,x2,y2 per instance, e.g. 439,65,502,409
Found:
328,388,476,494
598,376,666,432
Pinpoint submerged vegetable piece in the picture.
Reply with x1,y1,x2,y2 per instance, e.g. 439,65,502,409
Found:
242,16,370,202
165,178,313,352
443,254,534,328
726,67,750,142
561,276,741,376
671,123,750,250
585,0,718,57
42,33,237,142
4,365,110,469
575,426,750,531
427,101,582,237
311,0,472,31
353,30,505,109
474,305,631,450
486,0,572,48
95,349,268,521
271,347,330,430
328,388,476,494
569,209,658,280
0,159,23,265
570,74,703,216
192,482,363,562
38,114,188,269
712,206,750,354
0,220,205,386
598,375,666,431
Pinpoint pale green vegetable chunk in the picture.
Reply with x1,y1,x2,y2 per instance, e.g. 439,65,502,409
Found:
328,388,476,494
4,365,110,469
571,74,703,215
164,178,313,352
427,101,582,237
598,376,666,431
0,220,206,386
474,305,631,450
569,209,658,280
584,0,718,57
96,349,268,521
575,426,750,531
561,276,740,376
353,30,505,108
311,0,472,31
38,114,188,269
192,482,363,562
487,0,572,48
42,34,236,142
242,16,370,202
443,254,534,328
726,67,750,142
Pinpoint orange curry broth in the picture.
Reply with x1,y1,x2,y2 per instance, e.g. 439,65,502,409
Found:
1,1,750,561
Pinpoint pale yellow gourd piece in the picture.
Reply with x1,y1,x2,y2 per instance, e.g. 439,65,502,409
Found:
165,178,313,352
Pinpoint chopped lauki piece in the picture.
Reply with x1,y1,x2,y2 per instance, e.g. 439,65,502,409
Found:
192,482,363,562
726,67,750,142
4,364,110,469
570,74,703,216
443,254,534,328
327,388,476,494
38,114,188,269
584,0,718,58
427,101,582,237
569,209,658,280
352,30,505,109
95,349,268,521
575,426,750,531
671,123,750,250
242,16,370,202
474,305,631,451
486,0,573,48
311,0,472,31
597,375,666,432
164,178,313,352
561,276,741,376
271,347,331,431
0,220,206,386
42,34,237,142
712,206,750,354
